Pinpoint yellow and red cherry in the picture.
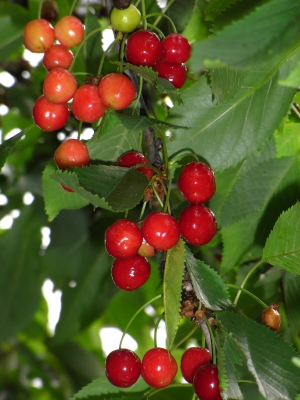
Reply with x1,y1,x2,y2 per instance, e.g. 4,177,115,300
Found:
43,44,74,71
23,19,55,53
98,73,136,110
43,67,77,103
72,84,106,123
54,15,84,48
54,139,90,171
33,96,69,132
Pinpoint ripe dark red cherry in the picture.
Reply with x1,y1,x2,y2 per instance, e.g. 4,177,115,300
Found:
54,139,90,171
105,219,143,258
141,348,178,388
178,204,217,246
33,96,69,132
126,30,164,67
178,161,216,204
154,61,187,89
193,364,222,400
181,347,211,383
43,67,77,103
105,348,141,388
117,151,154,180
54,16,84,48
98,73,136,110
162,33,191,64
72,84,106,123
142,212,180,251
23,19,55,53
111,254,151,291
43,44,74,70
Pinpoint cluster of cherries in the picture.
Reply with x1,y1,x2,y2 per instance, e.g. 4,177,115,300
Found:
106,346,222,400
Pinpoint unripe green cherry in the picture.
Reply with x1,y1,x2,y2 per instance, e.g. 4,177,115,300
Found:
110,5,141,33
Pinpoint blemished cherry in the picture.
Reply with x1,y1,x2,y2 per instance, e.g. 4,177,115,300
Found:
23,19,55,53
117,150,154,180
54,15,84,48
72,84,106,123
154,61,187,89
138,239,155,257
142,212,180,251
141,347,178,388
178,204,217,246
98,73,136,110
193,364,222,400
162,33,191,64
105,348,141,388
105,219,143,258
54,139,90,171
178,161,216,204
111,254,151,291
181,347,211,383
43,44,74,70
110,4,141,33
33,96,69,132
43,67,77,103
126,30,164,67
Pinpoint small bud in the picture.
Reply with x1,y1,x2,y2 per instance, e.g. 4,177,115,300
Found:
261,304,281,332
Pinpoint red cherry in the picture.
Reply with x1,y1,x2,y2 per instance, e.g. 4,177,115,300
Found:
105,219,143,258
33,96,69,132
72,84,106,123
43,44,74,71
111,254,151,291
126,30,164,67
154,61,187,89
162,33,191,64
54,139,90,170
141,347,178,388
23,19,55,53
193,364,222,400
43,67,77,103
54,16,85,48
142,212,180,251
105,348,141,388
178,161,216,204
117,151,154,180
98,73,136,110
178,204,217,246
180,347,211,383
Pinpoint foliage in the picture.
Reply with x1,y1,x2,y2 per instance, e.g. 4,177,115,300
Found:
0,0,300,399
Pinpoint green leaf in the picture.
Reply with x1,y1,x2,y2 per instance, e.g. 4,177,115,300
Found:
279,60,300,88
262,203,300,274
111,62,158,86
210,67,248,104
166,55,298,171
155,77,183,106
283,272,300,337
0,130,24,169
190,0,300,70
275,122,300,158
163,0,197,33
83,9,105,76
217,311,300,400
204,0,243,21
164,239,186,350
185,247,232,310
116,113,188,132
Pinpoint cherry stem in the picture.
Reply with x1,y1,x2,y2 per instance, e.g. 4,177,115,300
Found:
239,380,257,385
227,284,268,309
0,123,35,145
145,13,177,33
117,33,127,74
69,0,79,15
233,259,264,307
37,1,43,18
119,294,162,349
139,201,147,220
144,23,165,39
191,393,196,400
153,0,175,27
163,168,174,214
153,313,164,348
170,325,198,352
141,0,147,30
150,177,164,208
169,151,199,167
98,35,121,76
132,75,144,115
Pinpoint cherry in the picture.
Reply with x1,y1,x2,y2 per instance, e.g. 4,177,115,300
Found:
180,347,211,383
117,150,154,180
43,67,77,103
23,19,55,53
43,44,74,71
72,84,106,123
54,139,90,171
105,219,143,258
98,73,136,110
126,30,164,67
138,239,155,257
154,61,187,89
178,204,217,246
41,0,59,22
142,212,180,251
162,33,191,64
113,0,132,9
105,348,141,388
141,347,178,388
178,161,216,204
32,95,69,132
111,254,151,291
193,364,222,400
54,16,84,48
110,4,141,33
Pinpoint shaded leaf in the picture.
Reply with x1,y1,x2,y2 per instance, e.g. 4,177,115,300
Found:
275,122,300,158
210,67,247,104
155,77,183,105
204,0,243,21
111,62,158,85
283,272,300,337
279,60,300,88
0,130,24,169
116,113,188,132
83,9,105,76
164,239,186,350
